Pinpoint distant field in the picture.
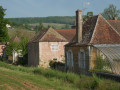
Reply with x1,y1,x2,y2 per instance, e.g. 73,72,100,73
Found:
0,61,120,90
8,27,35,39
29,23,72,29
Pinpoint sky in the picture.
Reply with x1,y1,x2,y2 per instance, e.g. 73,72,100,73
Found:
0,0,120,18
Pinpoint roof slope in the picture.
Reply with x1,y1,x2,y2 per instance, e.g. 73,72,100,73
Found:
10,36,20,43
29,27,75,43
107,20,120,34
66,14,120,46
90,15,120,44
56,29,76,41
40,27,67,42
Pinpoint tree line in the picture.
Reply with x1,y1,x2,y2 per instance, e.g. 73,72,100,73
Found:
8,16,76,25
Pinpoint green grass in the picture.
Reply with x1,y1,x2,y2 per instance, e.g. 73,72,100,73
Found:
0,61,120,90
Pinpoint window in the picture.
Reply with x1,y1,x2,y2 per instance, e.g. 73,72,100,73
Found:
66,50,73,69
78,50,86,69
51,44,58,51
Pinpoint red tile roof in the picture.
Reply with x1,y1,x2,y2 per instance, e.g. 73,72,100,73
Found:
55,29,76,42
107,20,120,34
91,15,120,44
29,28,75,43
10,36,20,43
66,14,120,46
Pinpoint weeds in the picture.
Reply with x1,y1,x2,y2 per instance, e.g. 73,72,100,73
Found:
0,61,120,90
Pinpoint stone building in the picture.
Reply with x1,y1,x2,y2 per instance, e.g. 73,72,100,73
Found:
28,27,75,67
65,10,120,75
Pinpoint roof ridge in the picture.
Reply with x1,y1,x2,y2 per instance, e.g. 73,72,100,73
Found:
104,16,120,37
40,27,68,42
29,29,48,43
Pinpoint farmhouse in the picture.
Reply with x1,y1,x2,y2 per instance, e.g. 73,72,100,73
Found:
28,27,75,67
65,10,120,75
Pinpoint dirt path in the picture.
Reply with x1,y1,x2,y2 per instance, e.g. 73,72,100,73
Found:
0,71,42,90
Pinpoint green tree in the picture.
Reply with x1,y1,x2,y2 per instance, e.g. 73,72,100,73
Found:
35,23,44,33
6,42,19,56
18,38,29,65
83,12,93,21
0,6,9,42
102,4,120,20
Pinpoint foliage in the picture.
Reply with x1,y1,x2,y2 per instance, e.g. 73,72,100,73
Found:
0,61,120,90
0,6,9,42
35,23,44,33
8,16,75,25
19,38,29,56
49,60,65,70
92,56,112,73
83,11,93,21
18,38,29,65
102,4,120,20
6,42,19,56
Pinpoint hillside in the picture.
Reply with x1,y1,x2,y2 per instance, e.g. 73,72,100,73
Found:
0,61,120,90
8,16,76,25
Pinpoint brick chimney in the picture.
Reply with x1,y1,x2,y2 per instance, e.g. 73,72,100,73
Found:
76,9,82,43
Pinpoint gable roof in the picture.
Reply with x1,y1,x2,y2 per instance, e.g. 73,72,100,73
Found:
66,14,120,46
107,20,120,34
56,29,76,42
10,36,20,43
29,27,75,43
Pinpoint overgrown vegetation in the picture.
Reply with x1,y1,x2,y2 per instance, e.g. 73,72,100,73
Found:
0,61,120,90
0,6,9,42
90,56,112,73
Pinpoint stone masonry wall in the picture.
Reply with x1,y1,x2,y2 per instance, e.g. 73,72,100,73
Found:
65,46,89,74
39,42,68,68
28,42,39,66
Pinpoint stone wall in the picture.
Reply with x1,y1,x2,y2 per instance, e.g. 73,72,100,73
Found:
28,42,39,66
39,42,68,68
65,46,90,74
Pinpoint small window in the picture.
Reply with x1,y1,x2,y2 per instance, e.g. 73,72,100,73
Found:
66,50,73,68
51,44,58,51
78,50,86,69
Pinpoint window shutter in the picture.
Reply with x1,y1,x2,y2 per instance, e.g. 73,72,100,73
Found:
71,52,74,67
78,52,80,68
67,52,69,66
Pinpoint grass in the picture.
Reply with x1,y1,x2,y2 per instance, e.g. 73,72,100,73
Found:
0,61,120,90
8,27,35,39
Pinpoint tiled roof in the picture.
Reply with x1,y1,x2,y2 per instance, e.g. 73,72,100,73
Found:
10,36,20,43
56,29,76,41
66,14,120,46
29,27,72,43
107,20,120,34
91,15,120,44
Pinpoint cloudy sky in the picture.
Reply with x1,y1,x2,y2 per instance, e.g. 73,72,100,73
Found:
0,0,120,18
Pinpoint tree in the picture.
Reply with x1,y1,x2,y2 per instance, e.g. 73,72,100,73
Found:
18,38,29,65
83,12,93,21
102,4,120,20
6,42,19,56
35,23,44,33
0,6,9,42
